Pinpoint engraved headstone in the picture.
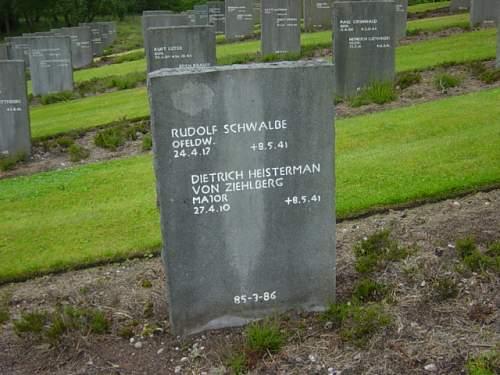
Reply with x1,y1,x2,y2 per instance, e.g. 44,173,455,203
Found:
208,1,226,34
333,0,396,97
142,14,191,52
52,27,93,69
194,4,210,25
80,23,104,56
0,60,31,157
0,44,9,60
146,26,216,73
29,36,74,97
450,0,471,11
96,22,117,48
254,0,261,24
225,0,255,40
4,37,31,68
261,0,301,56
303,0,332,32
470,0,499,26
395,0,408,40
148,61,336,335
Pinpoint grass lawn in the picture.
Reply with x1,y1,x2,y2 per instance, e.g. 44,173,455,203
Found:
2,88,500,283
408,1,450,14
30,28,498,139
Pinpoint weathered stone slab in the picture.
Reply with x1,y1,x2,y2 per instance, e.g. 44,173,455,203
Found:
142,14,190,46
450,0,471,11
4,37,31,68
96,22,117,47
0,60,31,157
28,36,74,97
146,26,216,73
303,0,332,32
193,4,210,25
333,0,396,97
470,0,499,26
261,0,301,56
80,22,104,56
52,27,93,69
0,44,9,60
395,0,408,40
208,1,226,34
225,0,255,39
148,61,336,336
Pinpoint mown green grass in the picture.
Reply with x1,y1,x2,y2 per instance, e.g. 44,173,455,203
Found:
407,13,468,33
30,28,498,139
2,88,500,283
408,1,450,14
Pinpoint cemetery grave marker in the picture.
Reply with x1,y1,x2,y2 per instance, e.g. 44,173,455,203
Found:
470,0,499,26
193,5,210,25
225,0,255,40
4,37,31,69
261,0,301,56
52,27,93,69
303,0,332,32
0,60,31,158
395,0,408,40
148,61,336,335
208,1,226,34
450,0,471,11
80,22,104,56
0,44,9,60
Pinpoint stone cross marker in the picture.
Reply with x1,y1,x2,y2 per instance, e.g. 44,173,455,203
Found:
208,1,226,34
470,0,499,26
0,60,31,158
333,0,396,97
148,61,336,335
395,0,408,40
303,0,332,32
52,27,93,69
0,44,9,60
225,0,255,40
146,26,216,73
29,36,74,97
261,0,301,56
450,0,471,11
4,37,31,69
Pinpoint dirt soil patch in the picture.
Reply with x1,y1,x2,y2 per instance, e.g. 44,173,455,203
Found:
408,7,465,20
0,189,498,375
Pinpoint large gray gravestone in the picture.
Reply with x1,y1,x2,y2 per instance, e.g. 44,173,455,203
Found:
450,0,470,11
142,14,191,52
96,22,117,47
395,0,408,40
0,44,9,59
29,36,74,97
261,0,301,56
303,0,332,32
148,61,336,336
208,1,226,34
470,0,499,26
52,27,93,69
225,0,255,40
80,23,104,56
0,60,31,157
333,1,396,97
4,37,31,68
146,26,216,73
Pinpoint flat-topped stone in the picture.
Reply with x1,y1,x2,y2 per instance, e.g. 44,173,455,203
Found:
333,0,396,97
4,37,31,68
28,36,74,97
470,0,499,26
52,27,93,69
146,26,216,73
261,0,301,56
303,0,332,32
450,0,470,11
80,22,104,56
0,44,9,60
0,60,31,157
148,60,336,336
207,1,226,34
143,10,174,15
225,0,255,40
395,0,408,40
142,14,191,52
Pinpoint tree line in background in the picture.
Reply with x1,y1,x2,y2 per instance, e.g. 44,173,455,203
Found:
1,0,445,35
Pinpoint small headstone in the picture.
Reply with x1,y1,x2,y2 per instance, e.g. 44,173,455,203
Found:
29,36,74,97
80,22,104,56
303,0,332,32
225,0,255,40
395,0,408,40
52,27,93,69
254,0,261,25
193,4,210,25
148,61,336,336
333,0,396,97
0,44,9,60
0,60,31,157
4,37,31,68
261,0,301,56
208,1,226,34
96,22,117,48
470,0,499,26
450,0,471,11
146,26,216,73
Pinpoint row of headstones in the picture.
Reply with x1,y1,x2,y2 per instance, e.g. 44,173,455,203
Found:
452,0,499,26
0,22,116,98
143,1,500,335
